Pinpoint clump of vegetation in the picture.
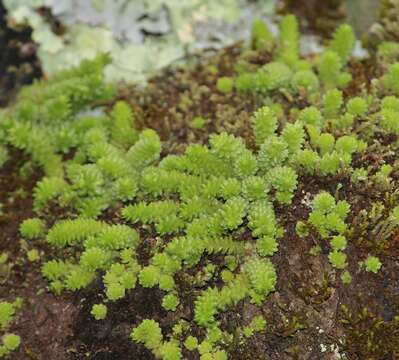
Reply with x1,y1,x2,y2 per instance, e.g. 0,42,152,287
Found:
0,12,398,360
0,300,22,358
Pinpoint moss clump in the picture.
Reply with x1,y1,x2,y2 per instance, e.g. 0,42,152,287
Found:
0,12,398,360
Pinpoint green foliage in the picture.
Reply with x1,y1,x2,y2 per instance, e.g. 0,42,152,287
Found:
248,201,278,239
251,106,278,145
309,245,321,256
295,149,320,174
131,319,163,351
251,18,273,51
318,51,352,88
33,177,66,210
0,301,20,358
184,336,198,350
194,288,220,327
4,56,113,177
216,77,234,93
91,304,107,320
255,62,292,92
278,15,299,67
243,315,266,337
219,197,247,230
297,107,323,129
162,294,180,311
341,270,352,284
382,63,399,95
377,41,399,64
330,235,347,251
139,265,161,288
292,69,319,93
309,192,349,238
295,221,309,238
316,133,335,155
282,122,305,154
244,258,276,304
364,256,382,274
6,15,399,360
0,333,21,357
256,236,278,257
19,218,45,239
110,101,138,149
328,24,356,65
328,250,347,269
27,249,40,262
323,89,343,118
46,219,106,247
0,303,15,330
258,136,288,169
346,97,368,116
379,108,399,134
269,166,298,204
160,341,182,360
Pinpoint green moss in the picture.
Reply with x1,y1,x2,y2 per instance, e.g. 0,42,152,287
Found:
216,77,234,93
2,14,399,360
91,304,107,320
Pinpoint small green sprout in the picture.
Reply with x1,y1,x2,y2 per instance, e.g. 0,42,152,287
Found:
220,269,234,283
20,218,45,239
162,294,179,311
184,336,198,351
328,251,347,269
251,106,278,145
309,245,322,256
138,265,160,288
106,283,125,301
251,18,273,50
295,221,309,237
323,89,343,118
330,235,347,251
382,62,399,95
351,168,368,183
364,256,382,274
340,270,352,284
346,97,368,116
243,315,266,338
191,116,206,129
27,249,40,262
216,77,233,93
91,304,107,320
0,333,21,356
160,341,182,360
131,319,163,351
213,350,228,360
328,24,356,64
198,340,213,355
256,236,278,257
292,70,319,93
0,253,8,265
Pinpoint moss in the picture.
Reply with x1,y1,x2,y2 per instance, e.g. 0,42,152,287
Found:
0,13,398,360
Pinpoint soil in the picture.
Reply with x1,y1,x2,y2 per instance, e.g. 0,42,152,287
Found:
0,6,398,360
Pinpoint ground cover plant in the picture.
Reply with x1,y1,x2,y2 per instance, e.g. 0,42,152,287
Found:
0,10,398,360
